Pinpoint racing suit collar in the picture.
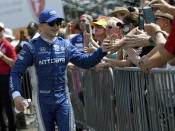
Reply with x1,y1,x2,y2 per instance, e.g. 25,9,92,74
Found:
41,36,57,45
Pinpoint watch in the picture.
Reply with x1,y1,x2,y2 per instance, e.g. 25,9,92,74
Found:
148,37,154,46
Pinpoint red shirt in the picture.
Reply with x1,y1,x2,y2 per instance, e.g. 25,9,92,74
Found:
0,38,17,74
164,16,175,54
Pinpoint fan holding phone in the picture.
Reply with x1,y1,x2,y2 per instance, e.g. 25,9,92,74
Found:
70,14,93,52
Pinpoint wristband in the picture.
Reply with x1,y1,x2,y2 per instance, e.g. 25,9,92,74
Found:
148,37,154,46
153,31,167,44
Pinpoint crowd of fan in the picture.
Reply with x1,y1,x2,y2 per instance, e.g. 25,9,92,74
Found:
2,0,175,72
59,0,175,72
0,0,175,130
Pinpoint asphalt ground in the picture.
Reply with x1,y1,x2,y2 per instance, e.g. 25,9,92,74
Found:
18,114,37,131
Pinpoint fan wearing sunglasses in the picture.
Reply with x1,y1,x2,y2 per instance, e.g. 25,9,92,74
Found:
10,9,107,131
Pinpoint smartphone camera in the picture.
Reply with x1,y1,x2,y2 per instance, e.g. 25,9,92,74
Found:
143,6,156,24
138,13,144,30
85,24,90,33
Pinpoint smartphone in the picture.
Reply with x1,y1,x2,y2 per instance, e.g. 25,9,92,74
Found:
138,13,144,30
85,24,90,33
143,6,156,24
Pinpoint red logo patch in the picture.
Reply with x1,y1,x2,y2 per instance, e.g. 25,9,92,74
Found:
29,0,45,21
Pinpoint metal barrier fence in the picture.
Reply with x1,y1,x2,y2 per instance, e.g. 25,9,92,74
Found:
21,67,175,131
67,68,116,131
67,70,86,128
83,68,115,131
21,68,32,99
68,67,175,131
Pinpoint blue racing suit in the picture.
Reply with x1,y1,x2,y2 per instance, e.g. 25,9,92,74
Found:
10,36,106,131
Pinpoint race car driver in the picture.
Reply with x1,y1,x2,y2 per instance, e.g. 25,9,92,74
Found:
10,9,107,131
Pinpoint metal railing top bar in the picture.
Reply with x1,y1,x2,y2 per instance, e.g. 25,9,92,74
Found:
113,67,175,73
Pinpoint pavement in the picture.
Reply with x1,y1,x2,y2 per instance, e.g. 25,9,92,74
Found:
18,116,37,131
17,109,38,131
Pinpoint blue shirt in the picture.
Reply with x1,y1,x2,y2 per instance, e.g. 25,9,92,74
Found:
70,34,84,52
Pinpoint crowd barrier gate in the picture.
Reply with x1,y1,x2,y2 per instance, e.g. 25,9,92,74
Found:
21,68,32,99
68,67,175,131
23,67,175,131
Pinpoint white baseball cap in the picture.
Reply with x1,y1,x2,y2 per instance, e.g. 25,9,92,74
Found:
4,28,15,40
0,22,5,31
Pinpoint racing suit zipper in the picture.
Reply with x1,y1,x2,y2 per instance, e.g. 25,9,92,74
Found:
50,44,55,98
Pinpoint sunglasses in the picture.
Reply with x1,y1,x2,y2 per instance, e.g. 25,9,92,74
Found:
95,25,103,28
47,19,62,27
80,20,86,23
106,22,122,29
107,25,119,29
106,25,113,29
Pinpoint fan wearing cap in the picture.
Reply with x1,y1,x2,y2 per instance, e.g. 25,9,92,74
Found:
102,13,140,54
4,28,15,42
99,17,133,68
101,13,152,67
155,11,175,68
83,18,107,54
10,9,107,131
155,10,173,33
93,18,107,44
83,16,108,54
0,22,17,131
104,17,124,59
103,17,124,53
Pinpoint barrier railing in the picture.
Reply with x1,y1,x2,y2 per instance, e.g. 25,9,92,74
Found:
67,70,86,129
68,67,175,131
83,68,115,131
23,67,175,131
21,68,32,99
67,68,116,131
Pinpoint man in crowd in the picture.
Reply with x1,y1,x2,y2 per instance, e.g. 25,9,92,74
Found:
26,22,39,39
70,14,93,52
4,28,15,43
15,22,39,54
0,22,17,131
155,10,173,34
10,9,107,131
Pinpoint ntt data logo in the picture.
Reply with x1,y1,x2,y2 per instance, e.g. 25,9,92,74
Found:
39,58,65,65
